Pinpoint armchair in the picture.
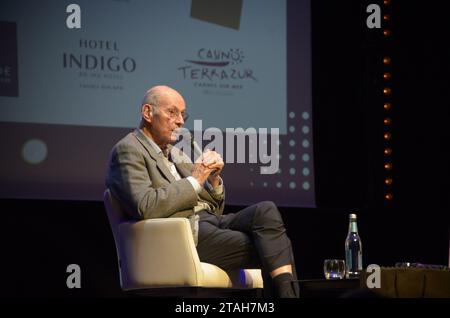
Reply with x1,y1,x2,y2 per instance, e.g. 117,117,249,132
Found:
103,189,263,296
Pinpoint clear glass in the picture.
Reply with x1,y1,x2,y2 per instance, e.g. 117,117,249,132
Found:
324,259,346,280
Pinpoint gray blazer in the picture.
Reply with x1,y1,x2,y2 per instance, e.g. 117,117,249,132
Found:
105,129,225,220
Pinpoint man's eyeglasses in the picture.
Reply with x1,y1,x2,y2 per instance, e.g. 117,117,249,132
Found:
151,104,189,121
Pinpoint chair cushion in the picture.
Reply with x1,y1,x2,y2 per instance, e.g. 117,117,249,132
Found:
200,263,233,288
200,263,264,289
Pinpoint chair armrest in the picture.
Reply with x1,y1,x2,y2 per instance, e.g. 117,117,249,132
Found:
118,218,203,289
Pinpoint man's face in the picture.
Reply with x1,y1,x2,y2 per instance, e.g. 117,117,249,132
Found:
149,94,186,147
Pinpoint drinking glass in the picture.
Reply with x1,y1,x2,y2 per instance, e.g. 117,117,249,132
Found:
324,259,345,279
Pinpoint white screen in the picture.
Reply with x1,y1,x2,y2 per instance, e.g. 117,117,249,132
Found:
0,0,314,207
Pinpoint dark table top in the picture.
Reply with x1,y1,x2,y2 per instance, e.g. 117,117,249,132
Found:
298,278,361,298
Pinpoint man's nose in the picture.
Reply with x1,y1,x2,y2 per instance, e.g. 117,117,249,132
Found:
175,116,184,126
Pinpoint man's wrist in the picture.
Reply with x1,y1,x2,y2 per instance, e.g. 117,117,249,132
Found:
187,176,202,194
206,176,223,196
208,175,221,187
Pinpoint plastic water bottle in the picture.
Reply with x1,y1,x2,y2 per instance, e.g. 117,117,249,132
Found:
345,213,363,278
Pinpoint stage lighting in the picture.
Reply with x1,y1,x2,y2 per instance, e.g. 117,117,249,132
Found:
384,148,392,156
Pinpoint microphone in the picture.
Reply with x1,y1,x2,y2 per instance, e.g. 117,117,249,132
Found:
188,132,219,177
189,131,204,158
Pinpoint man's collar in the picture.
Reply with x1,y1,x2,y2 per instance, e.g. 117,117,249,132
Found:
138,128,169,157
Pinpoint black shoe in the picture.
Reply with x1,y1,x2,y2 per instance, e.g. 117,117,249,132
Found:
273,273,299,298
276,281,298,298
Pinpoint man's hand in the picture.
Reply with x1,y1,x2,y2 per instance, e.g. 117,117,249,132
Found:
191,158,214,186
191,150,224,187
202,150,224,187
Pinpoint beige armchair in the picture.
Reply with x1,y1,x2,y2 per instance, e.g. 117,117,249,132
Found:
103,189,263,296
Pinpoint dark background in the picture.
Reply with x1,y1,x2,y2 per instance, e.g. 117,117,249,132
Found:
1,0,449,298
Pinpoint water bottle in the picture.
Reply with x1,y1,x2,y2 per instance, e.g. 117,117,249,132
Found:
345,213,363,278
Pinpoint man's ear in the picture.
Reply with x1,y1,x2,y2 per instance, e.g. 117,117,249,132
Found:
142,104,153,122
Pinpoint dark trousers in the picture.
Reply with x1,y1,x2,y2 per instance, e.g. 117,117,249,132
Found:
196,201,298,294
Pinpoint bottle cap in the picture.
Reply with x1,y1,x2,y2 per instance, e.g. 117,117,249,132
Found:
349,213,357,219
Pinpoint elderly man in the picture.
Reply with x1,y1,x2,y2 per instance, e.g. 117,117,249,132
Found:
105,85,299,297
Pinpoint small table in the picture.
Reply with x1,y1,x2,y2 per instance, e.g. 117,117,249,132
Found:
299,278,361,298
